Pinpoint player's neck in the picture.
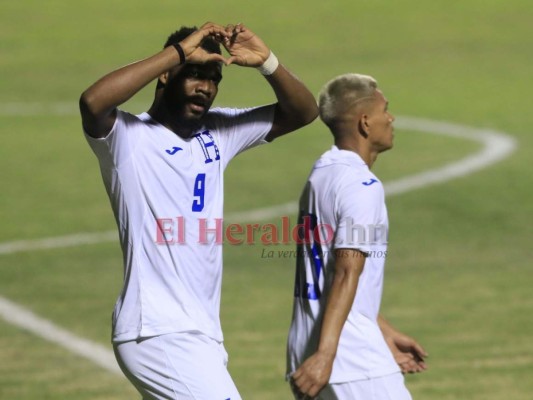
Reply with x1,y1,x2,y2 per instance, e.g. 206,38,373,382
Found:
335,139,378,168
148,101,198,139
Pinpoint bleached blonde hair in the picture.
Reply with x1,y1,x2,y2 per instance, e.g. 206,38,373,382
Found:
318,73,378,128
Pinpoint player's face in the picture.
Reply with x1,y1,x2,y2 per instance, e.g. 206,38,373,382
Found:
164,62,222,124
366,90,395,152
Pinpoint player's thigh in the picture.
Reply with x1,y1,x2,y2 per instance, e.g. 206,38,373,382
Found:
114,332,241,400
325,373,412,400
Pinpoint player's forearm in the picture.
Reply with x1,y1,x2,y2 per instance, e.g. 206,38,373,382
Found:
317,259,361,357
80,46,182,118
378,314,398,338
265,64,318,129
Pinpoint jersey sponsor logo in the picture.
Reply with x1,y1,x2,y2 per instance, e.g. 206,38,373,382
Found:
165,146,183,155
362,178,378,186
194,130,220,164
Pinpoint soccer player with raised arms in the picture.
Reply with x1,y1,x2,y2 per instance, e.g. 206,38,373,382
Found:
287,73,427,399
79,22,317,399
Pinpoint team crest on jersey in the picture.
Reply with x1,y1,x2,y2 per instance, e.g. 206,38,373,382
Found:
194,130,220,164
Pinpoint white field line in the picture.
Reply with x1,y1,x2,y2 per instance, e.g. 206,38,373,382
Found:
0,296,123,375
0,113,518,376
0,102,76,116
386,117,517,194
0,231,119,255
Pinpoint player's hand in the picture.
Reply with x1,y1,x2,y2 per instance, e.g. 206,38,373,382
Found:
179,22,229,64
290,351,334,399
385,332,428,374
222,23,270,67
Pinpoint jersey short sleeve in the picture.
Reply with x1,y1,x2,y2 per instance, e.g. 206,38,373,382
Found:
334,177,387,254
84,110,144,169
206,105,275,165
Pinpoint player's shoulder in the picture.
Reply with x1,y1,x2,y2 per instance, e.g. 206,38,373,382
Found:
313,146,383,194
205,105,274,130
313,146,372,177
206,106,239,118
205,106,248,124
203,107,240,132
115,109,142,121
114,109,154,128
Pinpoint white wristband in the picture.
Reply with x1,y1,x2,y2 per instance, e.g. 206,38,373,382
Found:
257,51,279,75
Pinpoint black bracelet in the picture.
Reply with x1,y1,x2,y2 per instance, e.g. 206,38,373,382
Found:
172,43,186,65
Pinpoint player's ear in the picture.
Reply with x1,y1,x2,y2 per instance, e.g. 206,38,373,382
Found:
159,71,169,86
358,114,370,138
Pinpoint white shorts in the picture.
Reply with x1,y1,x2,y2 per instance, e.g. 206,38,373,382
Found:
113,332,242,400
291,373,412,400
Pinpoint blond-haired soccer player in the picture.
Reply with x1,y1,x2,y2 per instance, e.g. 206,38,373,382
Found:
287,73,427,399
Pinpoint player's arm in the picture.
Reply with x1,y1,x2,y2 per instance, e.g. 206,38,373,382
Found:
262,64,319,141
291,249,365,398
223,23,318,141
378,315,428,374
79,22,229,138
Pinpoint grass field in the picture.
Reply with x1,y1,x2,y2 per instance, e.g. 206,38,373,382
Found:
1,0,532,399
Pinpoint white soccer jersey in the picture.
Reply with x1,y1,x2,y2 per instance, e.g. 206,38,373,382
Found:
287,146,400,383
86,106,274,343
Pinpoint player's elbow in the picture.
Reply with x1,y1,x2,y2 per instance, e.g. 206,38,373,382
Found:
79,89,100,118
79,89,116,138
297,101,319,128
282,101,319,133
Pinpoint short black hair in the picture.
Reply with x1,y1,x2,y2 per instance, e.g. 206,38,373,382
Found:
164,26,221,55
